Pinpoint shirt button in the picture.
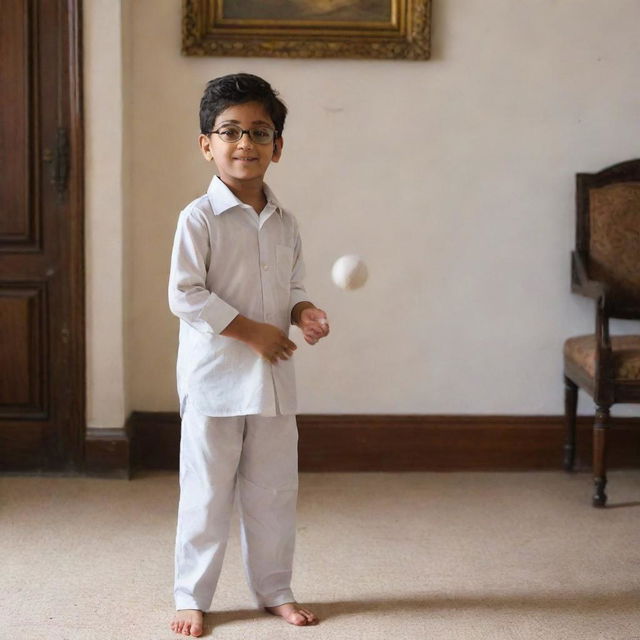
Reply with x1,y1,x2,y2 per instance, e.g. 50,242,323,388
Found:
263,264,270,271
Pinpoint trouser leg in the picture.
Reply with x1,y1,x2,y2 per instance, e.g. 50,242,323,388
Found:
237,414,299,607
174,409,244,610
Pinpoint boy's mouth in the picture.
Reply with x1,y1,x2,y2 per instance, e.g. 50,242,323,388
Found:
233,156,258,162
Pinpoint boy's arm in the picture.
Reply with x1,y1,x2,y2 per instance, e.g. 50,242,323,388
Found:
168,209,238,334
288,218,311,322
288,221,329,345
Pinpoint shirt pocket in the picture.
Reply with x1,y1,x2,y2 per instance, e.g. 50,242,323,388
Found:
276,244,294,290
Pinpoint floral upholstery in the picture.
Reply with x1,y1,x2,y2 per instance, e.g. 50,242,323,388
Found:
564,334,640,380
589,182,640,303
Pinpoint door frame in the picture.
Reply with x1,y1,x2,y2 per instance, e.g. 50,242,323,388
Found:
58,0,87,472
60,0,85,470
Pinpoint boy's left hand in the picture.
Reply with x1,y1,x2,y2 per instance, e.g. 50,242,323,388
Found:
298,307,330,345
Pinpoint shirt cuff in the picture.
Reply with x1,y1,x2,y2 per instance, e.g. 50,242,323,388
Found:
197,292,239,334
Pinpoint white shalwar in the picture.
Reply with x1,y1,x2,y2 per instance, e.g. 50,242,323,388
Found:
168,176,310,610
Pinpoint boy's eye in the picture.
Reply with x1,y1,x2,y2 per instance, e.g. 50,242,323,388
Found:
219,126,241,140
250,128,273,142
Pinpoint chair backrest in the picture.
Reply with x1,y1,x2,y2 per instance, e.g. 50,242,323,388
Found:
576,160,640,316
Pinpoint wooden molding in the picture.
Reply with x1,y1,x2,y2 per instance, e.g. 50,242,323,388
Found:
85,423,131,478
129,413,640,474
130,412,180,472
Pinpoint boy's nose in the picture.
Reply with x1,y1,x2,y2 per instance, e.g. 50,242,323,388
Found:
237,132,254,148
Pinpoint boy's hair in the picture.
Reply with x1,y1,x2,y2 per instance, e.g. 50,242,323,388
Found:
199,73,288,137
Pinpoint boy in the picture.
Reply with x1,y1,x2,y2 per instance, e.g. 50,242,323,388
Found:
168,74,329,637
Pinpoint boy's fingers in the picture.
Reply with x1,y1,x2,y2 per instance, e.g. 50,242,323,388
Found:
273,342,296,361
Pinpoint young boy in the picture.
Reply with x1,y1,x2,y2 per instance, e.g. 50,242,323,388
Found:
167,74,329,637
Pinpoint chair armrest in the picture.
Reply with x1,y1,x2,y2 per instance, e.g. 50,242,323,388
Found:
571,251,608,301
571,253,613,397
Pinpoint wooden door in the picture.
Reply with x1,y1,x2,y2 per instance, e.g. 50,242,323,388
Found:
0,0,84,471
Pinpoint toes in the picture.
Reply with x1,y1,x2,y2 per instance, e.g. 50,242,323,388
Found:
289,611,307,626
266,603,317,626
300,609,318,624
191,619,203,637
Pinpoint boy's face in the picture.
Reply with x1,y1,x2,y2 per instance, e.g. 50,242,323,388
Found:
199,101,283,189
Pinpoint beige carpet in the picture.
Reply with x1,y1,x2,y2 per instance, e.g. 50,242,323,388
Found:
1,470,639,640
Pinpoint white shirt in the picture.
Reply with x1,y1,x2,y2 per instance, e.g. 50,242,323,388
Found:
168,176,310,417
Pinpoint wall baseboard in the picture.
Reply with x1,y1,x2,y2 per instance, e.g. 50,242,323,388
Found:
128,412,640,474
85,425,131,478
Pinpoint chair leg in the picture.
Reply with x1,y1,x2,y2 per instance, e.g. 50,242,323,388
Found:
563,376,578,471
592,404,610,508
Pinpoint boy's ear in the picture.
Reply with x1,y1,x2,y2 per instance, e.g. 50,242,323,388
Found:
272,136,284,163
199,133,214,162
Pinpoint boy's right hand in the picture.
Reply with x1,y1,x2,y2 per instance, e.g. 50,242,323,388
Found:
248,322,297,364
221,315,297,363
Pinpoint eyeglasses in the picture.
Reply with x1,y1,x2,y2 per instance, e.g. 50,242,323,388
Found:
209,125,277,145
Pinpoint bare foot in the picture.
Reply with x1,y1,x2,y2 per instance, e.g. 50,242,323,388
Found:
170,609,204,636
265,602,318,626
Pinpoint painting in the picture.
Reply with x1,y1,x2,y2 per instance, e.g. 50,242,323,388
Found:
182,0,431,60
221,0,392,23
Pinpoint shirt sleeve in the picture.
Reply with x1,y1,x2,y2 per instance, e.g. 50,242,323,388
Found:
289,217,311,321
168,208,239,334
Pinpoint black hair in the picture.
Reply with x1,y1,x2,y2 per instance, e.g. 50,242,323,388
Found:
199,73,288,137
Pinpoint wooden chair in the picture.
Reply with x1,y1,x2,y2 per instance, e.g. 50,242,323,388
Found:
563,159,640,507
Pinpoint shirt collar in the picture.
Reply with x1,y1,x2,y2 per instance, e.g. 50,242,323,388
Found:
207,175,283,217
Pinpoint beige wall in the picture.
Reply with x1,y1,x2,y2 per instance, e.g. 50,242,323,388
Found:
85,0,126,429
85,0,640,427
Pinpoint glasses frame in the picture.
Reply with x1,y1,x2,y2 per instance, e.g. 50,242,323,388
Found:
209,125,278,145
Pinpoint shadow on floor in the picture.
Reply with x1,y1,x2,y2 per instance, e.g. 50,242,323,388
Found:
606,500,640,509
205,588,640,630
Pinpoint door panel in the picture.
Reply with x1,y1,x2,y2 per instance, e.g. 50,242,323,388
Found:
0,0,84,471
0,0,33,244
0,284,46,413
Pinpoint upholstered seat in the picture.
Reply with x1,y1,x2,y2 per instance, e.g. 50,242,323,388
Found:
564,159,640,507
564,335,640,381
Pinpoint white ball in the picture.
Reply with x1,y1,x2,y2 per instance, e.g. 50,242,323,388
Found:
331,255,368,290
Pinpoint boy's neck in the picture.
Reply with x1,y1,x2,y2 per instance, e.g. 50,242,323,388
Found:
220,177,268,214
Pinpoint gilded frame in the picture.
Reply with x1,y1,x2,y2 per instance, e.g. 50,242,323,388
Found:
182,0,431,60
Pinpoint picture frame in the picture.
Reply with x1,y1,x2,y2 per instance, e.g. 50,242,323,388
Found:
182,0,431,60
